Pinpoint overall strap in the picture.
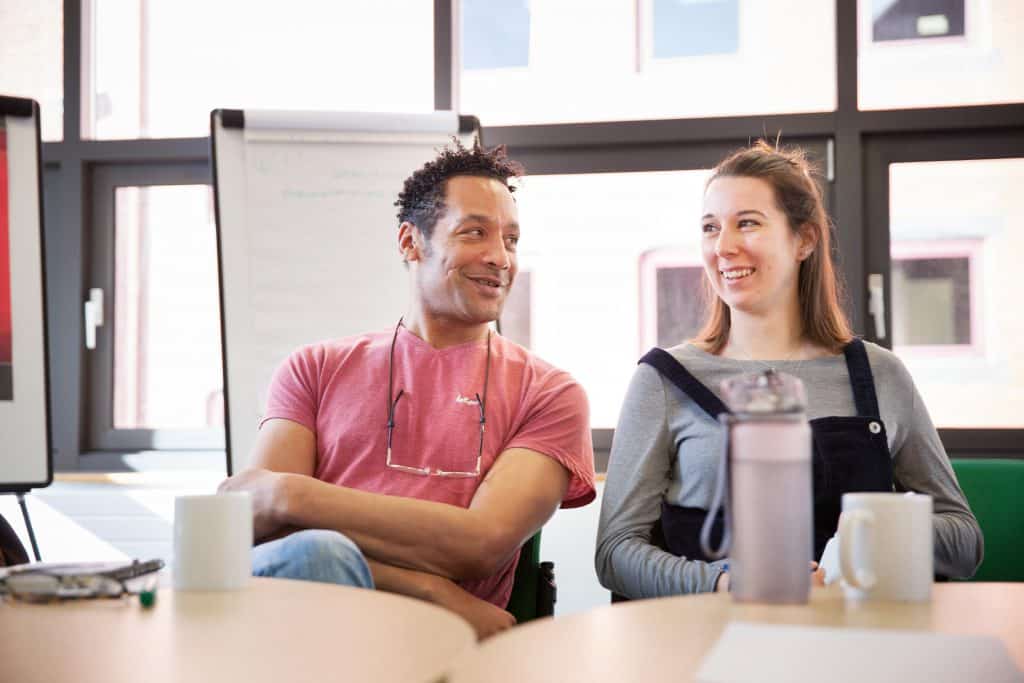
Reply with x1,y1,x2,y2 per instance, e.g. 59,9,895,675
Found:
639,348,730,420
842,338,881,418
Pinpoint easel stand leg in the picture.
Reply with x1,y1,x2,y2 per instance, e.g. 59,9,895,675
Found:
16,493,42,562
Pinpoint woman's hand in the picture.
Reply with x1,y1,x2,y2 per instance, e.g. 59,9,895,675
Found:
716,562,824,593
811,561,827,587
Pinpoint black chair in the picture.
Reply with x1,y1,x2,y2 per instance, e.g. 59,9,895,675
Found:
506,531,556,622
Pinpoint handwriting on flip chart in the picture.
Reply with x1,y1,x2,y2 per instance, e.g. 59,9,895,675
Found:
239,137,460,435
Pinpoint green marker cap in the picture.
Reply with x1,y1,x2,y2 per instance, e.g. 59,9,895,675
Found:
139,590,157,608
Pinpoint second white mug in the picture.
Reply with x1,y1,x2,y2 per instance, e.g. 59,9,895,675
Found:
839,492,933,602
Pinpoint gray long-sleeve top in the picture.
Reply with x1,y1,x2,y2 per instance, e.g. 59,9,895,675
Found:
595,341,984,598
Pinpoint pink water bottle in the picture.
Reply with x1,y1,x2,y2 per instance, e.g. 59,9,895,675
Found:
700,370,813,604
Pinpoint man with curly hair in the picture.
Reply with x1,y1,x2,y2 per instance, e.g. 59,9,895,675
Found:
221,141,596,639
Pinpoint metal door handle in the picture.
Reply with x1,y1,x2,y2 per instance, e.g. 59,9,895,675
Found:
868,274,886,341
84,287,104,350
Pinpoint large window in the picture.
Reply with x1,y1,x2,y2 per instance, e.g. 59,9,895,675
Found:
508,144,829,429
84,0,434,139
459,0,836,125
111,185,222,432
88,164,222,450
858,0,1024,110
887,158,1024,429
16,1,1024,468
514,170,711,427
0,0,63,140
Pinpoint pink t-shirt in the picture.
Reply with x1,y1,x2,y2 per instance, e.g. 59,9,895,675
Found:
262,326,596,607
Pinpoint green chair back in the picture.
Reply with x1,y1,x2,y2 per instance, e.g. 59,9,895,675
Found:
506,530,553,623
950,458,1024,582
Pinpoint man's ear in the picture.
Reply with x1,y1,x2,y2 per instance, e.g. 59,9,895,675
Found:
398,222,422,263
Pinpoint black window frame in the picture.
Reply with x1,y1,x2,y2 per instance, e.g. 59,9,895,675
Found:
863,130,1024,454
87,161,218,451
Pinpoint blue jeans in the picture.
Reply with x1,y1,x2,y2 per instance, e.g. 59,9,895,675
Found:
252,529,375,589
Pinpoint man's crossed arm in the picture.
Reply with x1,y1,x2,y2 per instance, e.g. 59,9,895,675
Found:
219,418,571,637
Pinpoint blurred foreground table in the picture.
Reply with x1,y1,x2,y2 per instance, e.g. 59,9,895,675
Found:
0,576,475,683
445,583,1023,682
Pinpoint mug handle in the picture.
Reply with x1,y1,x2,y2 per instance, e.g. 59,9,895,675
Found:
839,509,877,590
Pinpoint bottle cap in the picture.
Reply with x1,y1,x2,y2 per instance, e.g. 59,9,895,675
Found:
720,369,807,415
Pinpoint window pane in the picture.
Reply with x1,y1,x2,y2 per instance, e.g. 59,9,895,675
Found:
515,170,711,428
656,266,705,345
501,270,532,348
460,1,836,126
859,0,1024,110
651,0,738,58
889,158,1024,428
86,1,433,140
0,0,63,141
462,0,530,70
892,256,972,345
113,185,223,429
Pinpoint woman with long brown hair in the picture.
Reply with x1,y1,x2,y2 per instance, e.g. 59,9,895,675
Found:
595,141,982,598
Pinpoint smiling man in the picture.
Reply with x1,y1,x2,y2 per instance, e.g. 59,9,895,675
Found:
219,142,596,639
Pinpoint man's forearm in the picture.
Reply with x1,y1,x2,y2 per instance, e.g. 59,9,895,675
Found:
278,473,509,580
368,559,516,641
366,559,445,603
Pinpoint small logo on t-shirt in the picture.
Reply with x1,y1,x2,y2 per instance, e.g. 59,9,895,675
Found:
455,393,479,406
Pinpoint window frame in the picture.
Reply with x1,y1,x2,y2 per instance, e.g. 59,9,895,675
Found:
28,0,1024,470
863,130,1024,454
87,162,220,451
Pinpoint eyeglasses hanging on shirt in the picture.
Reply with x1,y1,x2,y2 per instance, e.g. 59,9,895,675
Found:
385,317,491,478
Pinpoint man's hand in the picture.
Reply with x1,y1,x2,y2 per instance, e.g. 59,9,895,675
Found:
715,571,730,592
432,579,516,640
245,418,575,581
368,559,516,641
218,468,291,542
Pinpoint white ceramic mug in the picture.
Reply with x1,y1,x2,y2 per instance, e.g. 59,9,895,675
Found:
839,492,933,602
173,492,253,591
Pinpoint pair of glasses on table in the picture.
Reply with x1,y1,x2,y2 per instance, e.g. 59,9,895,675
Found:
0,558,164,604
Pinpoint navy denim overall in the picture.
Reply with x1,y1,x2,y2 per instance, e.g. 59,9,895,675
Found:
612,339,894,602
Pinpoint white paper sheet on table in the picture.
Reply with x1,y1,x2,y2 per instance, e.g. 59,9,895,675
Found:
696,622,1022,683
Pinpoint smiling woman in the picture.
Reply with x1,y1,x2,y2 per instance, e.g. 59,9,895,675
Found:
693,141,851,357
595,140,983,601
699,179,811,322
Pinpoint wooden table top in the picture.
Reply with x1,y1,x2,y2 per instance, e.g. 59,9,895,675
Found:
445,583,1024,682
0,576,475,683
